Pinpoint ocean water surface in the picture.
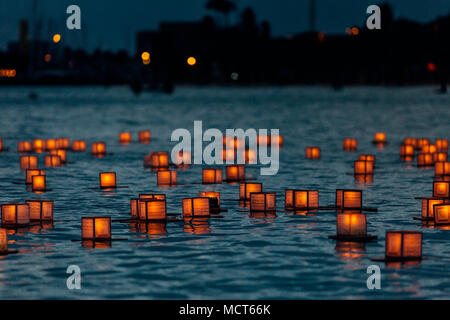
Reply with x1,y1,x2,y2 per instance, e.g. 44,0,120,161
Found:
0,85,449,299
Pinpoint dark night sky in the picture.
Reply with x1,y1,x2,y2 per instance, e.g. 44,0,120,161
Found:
1,0,449,53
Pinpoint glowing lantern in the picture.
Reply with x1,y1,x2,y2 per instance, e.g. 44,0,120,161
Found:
336,213,367,237
416,138,430,150
26,200,53,221
305,147,321,159
435,139,448,152
403,138,417,147
0,228,8,253
45,139,57,151
358,154,376,163
240,183,262,201
433,152,447,163
144,152,169,168
92,142,106,156
354,160,374,175
32,175,46,192
421,197,445,219
157,170,177,186
56,138,70,149
50,149,67,163
434,204,450,225
373,133,387,144
72,140,86,152
223,136,244,149
182,198,210,217
44,155,61,167
174,151,191,165
119,132,132,144
1,203,30,226
199,191,220,210
400,144,415,158
132,194,166,218
26,169,45,184
250,192,276,212
138,130,151,143
139,193,166,200
33,139,45,152
435,162,450,176
433,181,450,198
20,155,38,169
222,148,236,162
385,231,422,260
139,199,167,220
245,149,257,164
285,189,319,209
225,165,245,181
99,172,116,189
336,189,362,209
422,144,437,154
18,141,32,153
81,217,111,240
202,168,223,184
343,138,357,151
130,199,139,219
0,138,2,151
417,153,434,166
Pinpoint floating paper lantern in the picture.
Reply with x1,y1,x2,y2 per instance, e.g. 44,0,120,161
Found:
119,132,132,144
240,183,262,201
223,136,244,149
81,217,111,240
222,148,236,162
18,141,32,153
225,165,245,181
202,168,222,184
403,137,417,147
32,175,46,192
33,139,45,152
285,189,319,209
25,169,45,184
99,172,116,189
72,140,86,152
385,231,422,261
400,144,415,157
139,193,166,200
343,138,357,151
434,204,450,225
433,152,447,163
130,199,139,219
20,155,38,169
336,189,362,209
157,170,177,186
417,153,434,166
305,147,321,159
45,139,57,151
50,149,67,163
131,194,166,218
92,142,106,156
199,191,220,210
139,199,167,220
421,197,445,219
182,198,211,217
373,132,387,143
416,138,430,150
138,130,151,143
0,138,2,151
245,149,257,164
435,162,450,176
435,139,448,152
358,154,376,163
56,137,70,149
144,152,169,168
44,155,61,167
136,221,167,236
1,203,30,226
250,192,276,212
174,151,191,165
336,213,367,237
0,228,8,253
354,160,374,175
422,144,437,154
433,181,450,198
26,200,53,221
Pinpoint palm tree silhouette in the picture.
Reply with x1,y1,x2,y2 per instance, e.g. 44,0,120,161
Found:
205,0,236,27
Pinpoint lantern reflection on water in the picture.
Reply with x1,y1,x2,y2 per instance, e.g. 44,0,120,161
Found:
44,155,61,167
433,181,450,198
136,221,167,236
225,165,245,181
417,153,434,167
183,217,211,234
157,170,177,186
199,191,220,211
26,199,53,221
33,139,45,152
240,183,262,201
305,147,321,159
81,217,111,240
202,168,222,184
138,130,151,143
182,198,210,217
20,155,38,170
0,228,8,253
285,189,318,210
421,197,445,219
435,162,450,176
354,160,374,175
343,138,357,151
1,203,30,226
119,132,132,144
92,142,106,156
385,231,422,261
436,139,448,152
250,192,276,212
336,189,362,209
72,140,86,152
99,172,116,189
26,169,45,184
18,141,32,153
32,175,46,192
139,199,166,221
434,204,450,225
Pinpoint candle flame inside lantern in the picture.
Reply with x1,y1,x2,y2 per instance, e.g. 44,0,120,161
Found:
32,175,46,192
26,169,45,184
0,228,8,253
18,141,32,153
182,198,211,217
435,162,450,176
20,155,38,170
435,139,449,152
250,192,276,212
305,147,321,159
119,132,132,144
157,170,177,186
386,231,422,260
336,189,362,209
354,160,374,175
434,204,450,225
45,154,61,167
373,132,387,143
138,130,151,143
26,199,53,221
139,199,167,220
285,189,319,209
1,203,30,226
72,140,86,152
421,198,445,219
336,213,367,237
240,183,262,201
33,139,45,153
225,165,245,182
433,181,450,198
343,138,358,151
202,168,223,184
92,142,106,156
99,172,117,189
81,217,111,240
